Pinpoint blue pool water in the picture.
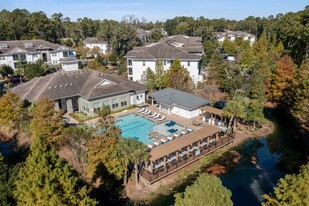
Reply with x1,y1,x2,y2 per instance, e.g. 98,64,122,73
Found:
115,114,156,144
153,121,185,136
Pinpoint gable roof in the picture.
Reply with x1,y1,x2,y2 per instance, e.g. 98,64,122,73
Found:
0,40,74,55
11,69,146,102
83,37,107,44
125,35,203,60
149,88,210,110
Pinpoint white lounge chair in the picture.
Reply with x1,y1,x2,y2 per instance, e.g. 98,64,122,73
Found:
150,112,157,118
173,134,179,139
180,131,186,136
138,108,145,113
166,136,173,141
160,139,167,144
145,110,151,115
158,115,165,121
152,113,160,119
141,109,149,114
186,128,193,133
153,141,160,146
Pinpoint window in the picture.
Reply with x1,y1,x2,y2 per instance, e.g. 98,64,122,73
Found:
63,52,68,57
93,102,101,114
164,60,166,66
103,100,109,106
81,101,89,113
128,59,132,66
52,60,58,64
13,54,26,61
51,53,57,57
128,67,133,75
129,77,133,80
0,56,5,60
120,97,127,107
187,61,190,66
142,61,145,66
112,98,118,109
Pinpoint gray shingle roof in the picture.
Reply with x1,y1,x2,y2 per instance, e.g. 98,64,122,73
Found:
11,69,146,102
149,88,210,110
0,40,73,55
125,35,203,60
83,37,106,44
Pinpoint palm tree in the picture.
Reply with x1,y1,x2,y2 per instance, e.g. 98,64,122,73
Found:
129,140,149,186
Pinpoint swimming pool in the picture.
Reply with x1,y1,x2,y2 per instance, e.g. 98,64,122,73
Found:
115,114,156,144
153,121,185,137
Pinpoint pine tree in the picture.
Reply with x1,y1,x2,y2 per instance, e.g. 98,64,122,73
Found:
263,161,309,206
14,136,97,206
166,59,193,92
174,173,233,206
0,154,19,206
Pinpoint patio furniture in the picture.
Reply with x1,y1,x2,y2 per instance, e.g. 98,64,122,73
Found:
153,113,160,119
145,110,151,115
158,115,165,121
166,136,173,141
180,131,186,136
161,139,167,144
147,144,153,149
153,141,160,146
173,134,179,139
150,112,157,118
142,109,149,114
138,108,145,113
186,128,193,133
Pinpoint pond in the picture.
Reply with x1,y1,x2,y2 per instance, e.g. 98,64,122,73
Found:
150,109,305,206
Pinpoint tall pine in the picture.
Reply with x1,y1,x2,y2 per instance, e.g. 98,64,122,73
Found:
14,136,97,206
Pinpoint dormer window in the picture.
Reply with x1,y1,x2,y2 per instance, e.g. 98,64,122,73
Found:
24,43,34,48
0,44,8,49
94,79,115,88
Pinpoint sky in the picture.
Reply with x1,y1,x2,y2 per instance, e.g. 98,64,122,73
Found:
1,0,308,22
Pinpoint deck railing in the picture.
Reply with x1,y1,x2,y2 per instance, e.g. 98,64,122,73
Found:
140,135,235,184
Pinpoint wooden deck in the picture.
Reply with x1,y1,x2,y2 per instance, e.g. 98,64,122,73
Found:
140,135,235,184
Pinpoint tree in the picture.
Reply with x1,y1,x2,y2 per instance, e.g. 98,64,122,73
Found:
15,60,49,81
262,161,309,206
271,55,296,101
223,95,249,134
0,154,19,206
245,102,265,130
14,136,97,206
30,97,64,143
59,126,92,174
144,60,167,91
166,59,193,92
118,138,148,186
0,65,13,78
108,53,117,65
87,107,123,181
290,59,309,129
174,173,233,206
0,92,23,128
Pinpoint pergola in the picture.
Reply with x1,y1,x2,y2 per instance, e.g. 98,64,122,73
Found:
200,106,227,126
147,125,221,174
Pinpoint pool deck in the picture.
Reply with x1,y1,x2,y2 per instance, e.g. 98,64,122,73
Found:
84,104,205,143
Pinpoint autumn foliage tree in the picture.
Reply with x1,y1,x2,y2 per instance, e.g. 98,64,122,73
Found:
0,92,23,128
30,97,64,143
271,55,296,101
86,106,123,181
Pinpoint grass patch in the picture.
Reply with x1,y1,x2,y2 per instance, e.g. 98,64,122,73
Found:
69,112,97,122
111,105,136,114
